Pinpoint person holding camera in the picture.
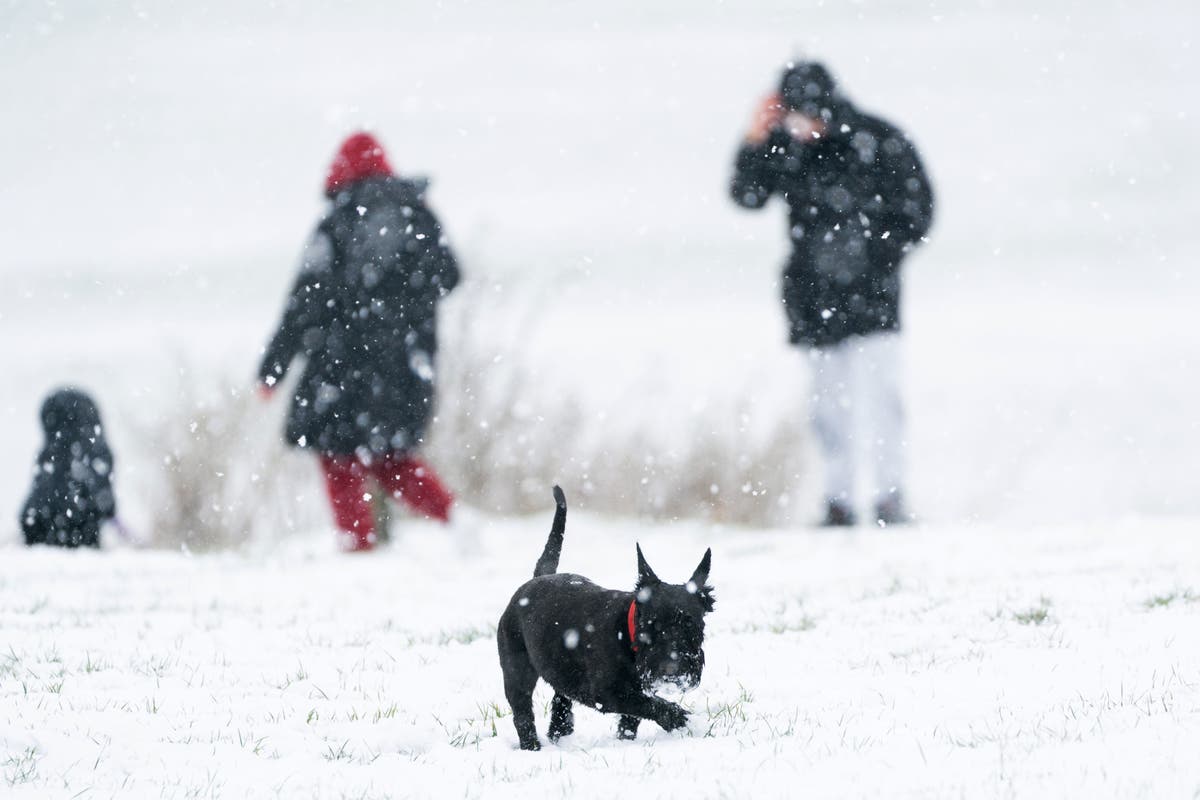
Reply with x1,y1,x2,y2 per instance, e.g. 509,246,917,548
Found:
730,61,934,526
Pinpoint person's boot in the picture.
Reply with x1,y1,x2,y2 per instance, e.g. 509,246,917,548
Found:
820,499,856,527
874,493,912,527
337,529,376,553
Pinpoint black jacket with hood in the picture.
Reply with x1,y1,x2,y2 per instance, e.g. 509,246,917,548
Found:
259,175,460,455
731,62,935,347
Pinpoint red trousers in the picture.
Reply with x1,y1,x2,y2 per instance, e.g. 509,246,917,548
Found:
319,452,453,550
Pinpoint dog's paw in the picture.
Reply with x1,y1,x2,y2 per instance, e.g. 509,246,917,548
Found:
518,738,542,752
616,715,640,740
547,721,574,742
658,704,689,732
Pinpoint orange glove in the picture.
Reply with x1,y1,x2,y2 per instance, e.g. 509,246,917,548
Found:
746,92,785,145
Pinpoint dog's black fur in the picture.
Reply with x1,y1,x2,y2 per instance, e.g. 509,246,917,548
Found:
21,388,116,548
497,486,715,750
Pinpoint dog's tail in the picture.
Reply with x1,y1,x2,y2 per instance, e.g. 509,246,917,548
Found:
533,486,567,577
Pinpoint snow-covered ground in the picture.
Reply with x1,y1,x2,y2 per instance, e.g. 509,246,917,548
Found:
1,0,1199,796
3,516,1199,798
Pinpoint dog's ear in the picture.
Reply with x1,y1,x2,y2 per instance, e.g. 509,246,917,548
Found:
689,548,712,587
687,548,715,612
636,543,660,589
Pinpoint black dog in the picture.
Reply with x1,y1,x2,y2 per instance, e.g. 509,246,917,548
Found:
497,486,714,750
20,388,117,548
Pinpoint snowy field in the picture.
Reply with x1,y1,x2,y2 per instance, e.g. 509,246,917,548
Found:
2,0,1199,796
3,516,1200,798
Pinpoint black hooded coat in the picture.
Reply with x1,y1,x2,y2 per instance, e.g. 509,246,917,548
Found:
259,175,460,455
731,63,935,347
21,388,117,548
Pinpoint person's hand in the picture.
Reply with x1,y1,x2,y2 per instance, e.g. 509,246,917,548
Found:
746,92,785,146
257,382,276,401
782,110,826,143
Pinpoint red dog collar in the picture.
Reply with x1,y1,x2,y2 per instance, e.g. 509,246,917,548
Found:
627,600,639,652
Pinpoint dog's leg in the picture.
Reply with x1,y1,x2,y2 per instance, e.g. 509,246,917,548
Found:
498,633,542,751
502,661,541,750
547,693,575,741
599,688,689,734
616,715,640,740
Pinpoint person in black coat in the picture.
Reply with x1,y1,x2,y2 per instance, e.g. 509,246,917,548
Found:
259,132,460,551
730,61,934,526
21,388,117,548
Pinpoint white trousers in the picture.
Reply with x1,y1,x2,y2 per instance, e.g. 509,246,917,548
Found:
807,333,905,506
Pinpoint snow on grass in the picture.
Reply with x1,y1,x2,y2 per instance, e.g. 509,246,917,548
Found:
2,513,1198,798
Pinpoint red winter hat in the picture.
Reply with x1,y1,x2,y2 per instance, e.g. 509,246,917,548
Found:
324,132,394,196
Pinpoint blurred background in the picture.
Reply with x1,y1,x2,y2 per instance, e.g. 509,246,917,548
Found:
1,0,1196,545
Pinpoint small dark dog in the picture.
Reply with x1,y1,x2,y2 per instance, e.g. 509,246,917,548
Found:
497,486,714,750
20,388,117,548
